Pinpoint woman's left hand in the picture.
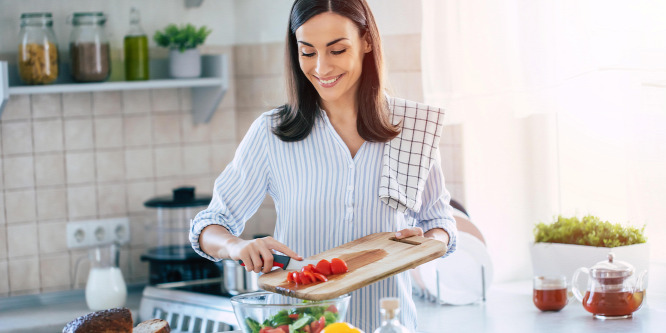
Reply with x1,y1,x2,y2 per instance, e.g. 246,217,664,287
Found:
395,227,450,245
394,227,424,239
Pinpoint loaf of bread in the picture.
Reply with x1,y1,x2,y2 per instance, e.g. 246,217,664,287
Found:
133,319,170,333
62,307,133,333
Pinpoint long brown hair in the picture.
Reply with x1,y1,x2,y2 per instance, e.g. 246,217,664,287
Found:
272,0,400,142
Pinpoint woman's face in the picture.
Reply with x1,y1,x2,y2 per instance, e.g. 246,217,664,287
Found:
295,12,371,109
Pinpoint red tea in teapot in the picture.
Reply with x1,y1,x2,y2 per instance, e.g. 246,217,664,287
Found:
582,290,644,317
533,288,568,311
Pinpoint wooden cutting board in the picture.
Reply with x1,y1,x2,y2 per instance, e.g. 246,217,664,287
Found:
258,232,447,300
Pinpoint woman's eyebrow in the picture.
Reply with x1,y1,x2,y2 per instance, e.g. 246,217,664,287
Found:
297,37,350,47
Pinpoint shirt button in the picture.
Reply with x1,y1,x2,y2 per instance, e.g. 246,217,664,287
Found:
348,163,354,169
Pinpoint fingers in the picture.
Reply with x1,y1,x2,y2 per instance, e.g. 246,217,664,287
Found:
235,236,301,273
395,227,424,239
268,239,303,261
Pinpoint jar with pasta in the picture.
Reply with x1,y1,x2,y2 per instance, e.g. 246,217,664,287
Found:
69,12,111,82
18,12,59,85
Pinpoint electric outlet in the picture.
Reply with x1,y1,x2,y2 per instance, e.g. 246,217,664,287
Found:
67,217,131,249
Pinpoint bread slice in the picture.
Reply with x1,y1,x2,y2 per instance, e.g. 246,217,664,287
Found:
62,307,133,333
133,319,171,333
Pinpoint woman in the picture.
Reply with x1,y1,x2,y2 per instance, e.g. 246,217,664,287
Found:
190,0,457,331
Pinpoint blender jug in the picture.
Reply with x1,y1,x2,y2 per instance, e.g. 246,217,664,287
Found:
74,242,127,310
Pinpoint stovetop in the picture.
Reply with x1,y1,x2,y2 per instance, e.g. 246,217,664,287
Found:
139,280,238,333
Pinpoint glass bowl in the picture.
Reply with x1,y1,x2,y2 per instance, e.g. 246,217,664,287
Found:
230,291,350,333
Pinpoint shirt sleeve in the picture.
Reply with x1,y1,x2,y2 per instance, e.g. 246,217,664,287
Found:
409,149,458,257
189,113,272,261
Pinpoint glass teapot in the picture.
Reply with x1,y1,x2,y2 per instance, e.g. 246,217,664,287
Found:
572,253,647,319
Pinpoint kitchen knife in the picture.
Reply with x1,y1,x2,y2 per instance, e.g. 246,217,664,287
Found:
239,254,318,271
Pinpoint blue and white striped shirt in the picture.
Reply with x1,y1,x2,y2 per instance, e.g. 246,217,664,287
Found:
190,106,457,332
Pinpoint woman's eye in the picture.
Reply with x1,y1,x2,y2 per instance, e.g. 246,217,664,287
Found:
331,49,347,55
301,52,315,57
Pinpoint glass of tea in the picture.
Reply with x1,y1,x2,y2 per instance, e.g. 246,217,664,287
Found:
533,275,569,311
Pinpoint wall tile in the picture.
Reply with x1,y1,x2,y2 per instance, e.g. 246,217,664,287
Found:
66,152,96,184
155,179,187,196
130,248,148,281
128,213,147,247
0,261,8,294
34,153,65,187
67,186,98,219
2,95,31,120
94,117,124,149
154,146,183,178
153,114,182,144
125,148,154,180
210,107,236,142
38,221,68,254
69,249,89,288
31,94,62,118
182,113,211,143
179,88,192,111
3,156,34,189
96,150,125,182
237,77,285,109
211,142,237,174
122,90,151,114
40,254,70,289
2,121,33,155
62,92,92,117
93,91,122,115
234,45,253,77
36,188,67,221
7,223,38,258
97,184,127,217
5,189,36,224
182,144,211,175
126,181,155,213
219,80,236,108
124,115,152,147
151,89,180,112
0,227,7,259
8,257,40,294
33,118,64,153
64,117,94,150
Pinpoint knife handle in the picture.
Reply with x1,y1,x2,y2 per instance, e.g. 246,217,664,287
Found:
238,254,291,269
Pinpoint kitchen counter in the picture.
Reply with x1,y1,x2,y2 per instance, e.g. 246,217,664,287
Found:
1,282,664,333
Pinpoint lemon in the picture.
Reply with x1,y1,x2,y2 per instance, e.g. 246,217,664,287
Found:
321,322,363,333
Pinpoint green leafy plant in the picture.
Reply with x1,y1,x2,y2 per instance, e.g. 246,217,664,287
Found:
153,24,212,52
534,215,646,247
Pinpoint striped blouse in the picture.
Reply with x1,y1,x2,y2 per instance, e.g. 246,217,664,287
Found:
190,106,457,332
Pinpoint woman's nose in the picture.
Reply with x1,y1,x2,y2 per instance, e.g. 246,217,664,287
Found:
315,54,333,76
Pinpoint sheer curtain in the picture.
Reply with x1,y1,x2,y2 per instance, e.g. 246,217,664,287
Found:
422,0,666,283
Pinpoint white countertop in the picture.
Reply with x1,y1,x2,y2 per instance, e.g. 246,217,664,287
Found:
1,282,664,333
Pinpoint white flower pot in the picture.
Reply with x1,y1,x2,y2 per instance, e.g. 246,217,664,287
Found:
530,242,650,283
169,48,201,78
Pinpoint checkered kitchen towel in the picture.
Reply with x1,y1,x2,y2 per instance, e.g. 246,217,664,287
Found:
379,97,446,213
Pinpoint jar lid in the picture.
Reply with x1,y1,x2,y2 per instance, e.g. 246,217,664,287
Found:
144,186,212,208
590,252,634,280
72,12,107,25
20,12,53,26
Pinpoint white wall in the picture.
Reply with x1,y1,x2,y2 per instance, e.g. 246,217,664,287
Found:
0,0,236,55
233,0,422,45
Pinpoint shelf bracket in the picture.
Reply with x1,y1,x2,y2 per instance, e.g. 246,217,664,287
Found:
192,54,228,124
0,62,8,117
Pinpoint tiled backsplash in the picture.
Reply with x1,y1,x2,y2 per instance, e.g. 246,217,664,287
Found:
0,34,463,297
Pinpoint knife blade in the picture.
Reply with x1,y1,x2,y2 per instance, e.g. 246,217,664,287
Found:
238,254,318,271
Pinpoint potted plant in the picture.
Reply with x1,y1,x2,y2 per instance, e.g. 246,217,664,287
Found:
153,23,212,78
530,215,649,282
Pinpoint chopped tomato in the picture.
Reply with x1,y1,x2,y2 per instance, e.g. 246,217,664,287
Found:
300,272,313,284
311,316,326,333
303,270,316,282
265,329,285,333
313,272,328,282
304,324,311,333
277,325,290,333
259,327,273,333
293,272,303,284
330,258,348,274
288,314,300,320
315,259,332,276
287,272,294,282
326,304,338,313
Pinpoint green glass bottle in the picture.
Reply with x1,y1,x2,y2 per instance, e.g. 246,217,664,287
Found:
124,7,149,80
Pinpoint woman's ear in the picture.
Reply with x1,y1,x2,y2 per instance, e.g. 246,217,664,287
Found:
363,32,372,53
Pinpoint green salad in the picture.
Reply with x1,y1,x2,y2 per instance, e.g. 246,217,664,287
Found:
245,304,339,333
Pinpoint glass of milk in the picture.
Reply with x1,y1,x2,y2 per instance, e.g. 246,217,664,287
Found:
84,242,127,310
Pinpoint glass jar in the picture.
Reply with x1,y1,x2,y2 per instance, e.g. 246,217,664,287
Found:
18,12,59,85
69,12,111,82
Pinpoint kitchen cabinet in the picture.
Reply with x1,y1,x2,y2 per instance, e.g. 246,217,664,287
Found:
0,54,228,123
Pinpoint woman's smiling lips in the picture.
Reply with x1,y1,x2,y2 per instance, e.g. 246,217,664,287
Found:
315,73,344,88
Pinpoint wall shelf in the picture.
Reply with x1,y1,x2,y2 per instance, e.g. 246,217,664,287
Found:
0,54,228,123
